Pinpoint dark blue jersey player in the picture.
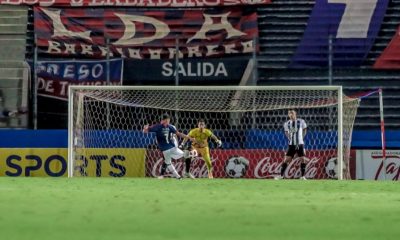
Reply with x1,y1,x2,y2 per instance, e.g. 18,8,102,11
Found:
143,113,193,179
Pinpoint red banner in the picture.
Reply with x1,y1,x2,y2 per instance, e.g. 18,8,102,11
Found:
2,0,271,7
34,7,259,59
374,26,400,69
145,149,356,179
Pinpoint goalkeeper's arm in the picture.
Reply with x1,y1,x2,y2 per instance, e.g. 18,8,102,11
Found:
211,134,222,148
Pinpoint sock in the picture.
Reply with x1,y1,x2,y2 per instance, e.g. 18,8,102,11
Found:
281,162,288,177
160,162,167,175
185,158,191,173
167,164,181,178
300,163,306,176
204,158,212,174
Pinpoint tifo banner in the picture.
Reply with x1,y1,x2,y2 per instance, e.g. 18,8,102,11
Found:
0,148,146,177
37,59,123,100
374,26,400,69
34,7,258,59
145,149,355,179
1,0,271,7
356,150,400,180
290,0,389,68
124,56,251,83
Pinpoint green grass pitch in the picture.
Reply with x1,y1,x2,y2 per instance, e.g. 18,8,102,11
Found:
0,178,399,240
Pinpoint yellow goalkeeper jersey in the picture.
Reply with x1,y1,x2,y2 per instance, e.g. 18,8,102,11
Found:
188,128,213,148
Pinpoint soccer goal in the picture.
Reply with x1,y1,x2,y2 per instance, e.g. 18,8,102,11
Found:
68,86,359,179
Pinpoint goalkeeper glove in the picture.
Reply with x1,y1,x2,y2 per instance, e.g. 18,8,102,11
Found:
216,140,222,148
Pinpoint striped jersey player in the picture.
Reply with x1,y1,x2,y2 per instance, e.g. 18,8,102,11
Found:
276,109,308,180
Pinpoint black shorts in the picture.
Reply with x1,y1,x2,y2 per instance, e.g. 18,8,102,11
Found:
286,145,305,158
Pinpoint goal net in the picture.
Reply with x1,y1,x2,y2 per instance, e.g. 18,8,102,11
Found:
68,86,359,179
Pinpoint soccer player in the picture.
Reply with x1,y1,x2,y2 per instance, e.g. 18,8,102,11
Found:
180,119,222,179
276,109,308,180
143,113,194,179
179,141,196,179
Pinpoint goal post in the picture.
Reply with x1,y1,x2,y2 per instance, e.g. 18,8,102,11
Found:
338,87,343,180
68,85,359,179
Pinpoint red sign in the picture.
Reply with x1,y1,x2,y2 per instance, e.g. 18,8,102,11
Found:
1,0,271,7
374,27,400,69
145,149,355,179
34,7,259,59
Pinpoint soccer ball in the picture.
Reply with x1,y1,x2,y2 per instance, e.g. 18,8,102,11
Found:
183,149,198,159
325,157,338,178
225,156,250,178
188,149,198,158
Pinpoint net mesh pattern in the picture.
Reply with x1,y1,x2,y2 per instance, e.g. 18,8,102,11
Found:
70,87,359,179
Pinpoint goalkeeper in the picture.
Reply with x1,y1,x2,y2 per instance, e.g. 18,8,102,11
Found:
180,119,222,179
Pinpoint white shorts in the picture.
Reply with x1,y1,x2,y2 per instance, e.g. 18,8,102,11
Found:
163,147,184,164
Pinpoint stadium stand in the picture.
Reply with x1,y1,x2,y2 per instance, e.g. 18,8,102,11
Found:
0,5,29,128
257,0,400,130
17,1,400,133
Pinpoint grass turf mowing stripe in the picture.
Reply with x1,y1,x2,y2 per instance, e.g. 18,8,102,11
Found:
0,178,399,240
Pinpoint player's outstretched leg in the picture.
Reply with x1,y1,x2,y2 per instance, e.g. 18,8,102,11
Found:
158,162,167,179
184,157,195,179
162,149,182,179
166,163,181,179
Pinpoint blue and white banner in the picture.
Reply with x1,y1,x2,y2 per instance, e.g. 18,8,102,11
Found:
290,0,389,68
37,59,123,100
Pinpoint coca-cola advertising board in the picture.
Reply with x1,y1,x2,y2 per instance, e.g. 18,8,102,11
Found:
146,149,354,179
356,150,400,180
